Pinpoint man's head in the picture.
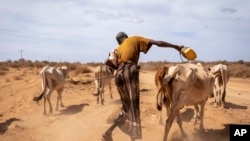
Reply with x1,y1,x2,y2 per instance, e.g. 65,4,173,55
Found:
116,31,128,45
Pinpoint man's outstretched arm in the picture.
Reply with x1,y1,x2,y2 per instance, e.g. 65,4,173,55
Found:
149,39,183,51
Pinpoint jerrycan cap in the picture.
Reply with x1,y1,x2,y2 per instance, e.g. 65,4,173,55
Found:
180,47,197,61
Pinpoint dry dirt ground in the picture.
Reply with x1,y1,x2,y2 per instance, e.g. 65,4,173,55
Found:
0,66,250,141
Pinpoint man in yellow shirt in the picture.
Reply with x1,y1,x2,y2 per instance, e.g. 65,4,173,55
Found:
102,32,184,141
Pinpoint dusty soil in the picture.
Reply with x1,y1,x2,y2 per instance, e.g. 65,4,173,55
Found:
0,67,249,141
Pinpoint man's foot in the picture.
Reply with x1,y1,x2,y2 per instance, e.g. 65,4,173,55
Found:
101,133,113,141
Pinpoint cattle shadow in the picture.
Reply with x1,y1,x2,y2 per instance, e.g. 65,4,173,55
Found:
196,124,229,141
0,118,20,135
59,103,89,115
170,124,229,141
179,107,195,122
224,102,247,110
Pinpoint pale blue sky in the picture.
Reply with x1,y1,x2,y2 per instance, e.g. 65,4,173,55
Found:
0,0,249,63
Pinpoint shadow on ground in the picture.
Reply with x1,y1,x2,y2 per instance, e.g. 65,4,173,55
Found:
0,118,20,135
59,103,89,115
224,102,247,109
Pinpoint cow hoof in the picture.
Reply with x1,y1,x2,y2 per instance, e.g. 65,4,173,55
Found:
101,133,113,141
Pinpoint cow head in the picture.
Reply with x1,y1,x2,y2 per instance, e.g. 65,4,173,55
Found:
104,49,118,69
207,72,216,98
59,66,69,78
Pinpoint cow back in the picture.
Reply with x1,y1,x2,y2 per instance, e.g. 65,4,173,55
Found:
165,63,213,107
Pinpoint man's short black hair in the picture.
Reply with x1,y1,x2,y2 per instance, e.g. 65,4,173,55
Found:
116,31,128,45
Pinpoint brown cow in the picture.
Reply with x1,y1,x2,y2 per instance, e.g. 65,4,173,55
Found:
155,66,170,124
33,66,69,114
157,63,214,141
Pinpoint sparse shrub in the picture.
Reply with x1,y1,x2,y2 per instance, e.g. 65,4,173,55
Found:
0,71,6,75
34,61,46,68
68,63,78,71
75,65,92,75
10,61,20,68
13,76,22,80
238,60,244,64
0,65,9,71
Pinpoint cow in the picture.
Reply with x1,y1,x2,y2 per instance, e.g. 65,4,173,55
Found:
155,66,170,124
156,63,214,141
33,65,69,114
208,63,229,107
93,65,115,105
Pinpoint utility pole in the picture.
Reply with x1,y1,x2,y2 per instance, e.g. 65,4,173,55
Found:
18,50,24,65
18,50,24,59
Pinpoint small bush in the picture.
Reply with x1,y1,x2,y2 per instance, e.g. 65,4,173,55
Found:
68,63,78,71
0,65,9,71
13,76,22,80
5,78,10,82
75,65,92,75
0,71,6,75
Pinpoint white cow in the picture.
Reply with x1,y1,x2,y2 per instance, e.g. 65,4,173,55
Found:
93,65,115,105
156,63,214,141
208,63,230,107
33,65,69,114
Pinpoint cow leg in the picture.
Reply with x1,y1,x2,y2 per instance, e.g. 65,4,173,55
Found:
199,102,206,132
163,106,178,141
215,90,219,107
43,94,47,115
94,80,100,104
176,111,187,139
46,90,53,114
101,87,105,105
218,89,222,107
193,104,200,125
221,88,226,106
109,82,113,99
97,88,100,104
56,87,64,111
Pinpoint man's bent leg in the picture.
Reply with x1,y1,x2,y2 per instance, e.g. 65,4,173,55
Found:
102,113,126,141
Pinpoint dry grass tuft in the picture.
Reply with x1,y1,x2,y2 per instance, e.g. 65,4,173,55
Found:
13,76,22,80
0,71,7,76
75,65,92,75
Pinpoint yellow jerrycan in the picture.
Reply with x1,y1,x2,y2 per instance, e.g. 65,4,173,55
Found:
180,47,197,61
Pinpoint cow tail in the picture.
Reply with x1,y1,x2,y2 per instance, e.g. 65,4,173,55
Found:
220,67,226,101
33,69,47,102
156,87,164,111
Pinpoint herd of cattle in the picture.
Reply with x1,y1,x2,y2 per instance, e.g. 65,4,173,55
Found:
33,62,229,141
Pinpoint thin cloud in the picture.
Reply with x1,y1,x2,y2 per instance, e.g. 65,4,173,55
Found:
221,8,237,14
84,9,144,23
0,0,250,62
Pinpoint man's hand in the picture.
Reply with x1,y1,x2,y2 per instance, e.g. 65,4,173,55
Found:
179,45,184,51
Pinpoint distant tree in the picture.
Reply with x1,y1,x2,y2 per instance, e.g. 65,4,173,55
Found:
238,60,244,64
